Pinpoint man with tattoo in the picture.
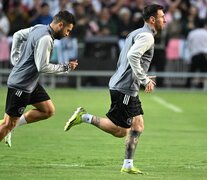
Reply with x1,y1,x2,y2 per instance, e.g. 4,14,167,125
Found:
64,4,166,174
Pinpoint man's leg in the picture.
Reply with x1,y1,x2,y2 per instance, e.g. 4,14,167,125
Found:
121,115,144,174
9,99,55,127
64,107,144,174
91,115,128,137
0,114,19,141
4,115,28,147
24,100,55,123
64,107,128,137
5,100,55,146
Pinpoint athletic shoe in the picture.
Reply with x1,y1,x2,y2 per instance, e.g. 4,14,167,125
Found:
64,107,86,131
121,167,143,174
5,132,12,147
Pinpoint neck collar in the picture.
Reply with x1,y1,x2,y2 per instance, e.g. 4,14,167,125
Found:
144,23,157,36
48,24,55,40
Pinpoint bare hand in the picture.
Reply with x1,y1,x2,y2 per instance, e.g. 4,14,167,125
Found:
69,60,78,70
145,80,156,93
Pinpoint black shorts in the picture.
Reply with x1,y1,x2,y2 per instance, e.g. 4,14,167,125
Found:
5,84,50,117
106,90,144,128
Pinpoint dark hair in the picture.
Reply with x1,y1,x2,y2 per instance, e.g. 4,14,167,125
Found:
41,2,49,8
53,10,76,26
142,4,164,21
197,18,207,28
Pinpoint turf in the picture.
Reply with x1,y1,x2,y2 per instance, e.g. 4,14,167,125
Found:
0,88,207,180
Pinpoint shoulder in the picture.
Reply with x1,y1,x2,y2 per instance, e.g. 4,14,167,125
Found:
134,32,154,45
39,35,53,42
31,25,52,37
37,35,53,50
33,25,53,43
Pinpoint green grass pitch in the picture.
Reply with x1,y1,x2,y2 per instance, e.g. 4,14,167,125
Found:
0,88,207,180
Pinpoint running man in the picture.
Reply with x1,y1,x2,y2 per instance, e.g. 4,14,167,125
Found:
64,4,166,174
0,10,78,147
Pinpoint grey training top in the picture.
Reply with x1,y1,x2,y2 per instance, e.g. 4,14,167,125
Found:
109,23,155,97
8,24,69,93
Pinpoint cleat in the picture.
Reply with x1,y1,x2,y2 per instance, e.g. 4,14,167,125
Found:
5,132,12,147
64,107,86,131
121,167,143,174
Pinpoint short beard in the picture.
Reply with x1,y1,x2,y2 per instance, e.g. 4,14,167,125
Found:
54,30,64,40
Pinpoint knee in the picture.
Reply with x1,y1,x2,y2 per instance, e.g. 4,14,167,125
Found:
112,128,128,138
44,106,55,119
133,116,144,133
133,123,144,133
137,123,144,133
2,118,18,131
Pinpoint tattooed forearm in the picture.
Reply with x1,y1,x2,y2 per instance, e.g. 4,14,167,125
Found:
92,116,100,127
125,130,141,159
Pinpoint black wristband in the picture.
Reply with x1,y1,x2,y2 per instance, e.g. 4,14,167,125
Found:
63,64,69,72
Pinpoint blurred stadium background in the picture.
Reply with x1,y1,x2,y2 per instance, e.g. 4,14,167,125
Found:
0,0,207,90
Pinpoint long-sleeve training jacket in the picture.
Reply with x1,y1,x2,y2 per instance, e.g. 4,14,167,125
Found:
7,24,69,93
109,23,156,97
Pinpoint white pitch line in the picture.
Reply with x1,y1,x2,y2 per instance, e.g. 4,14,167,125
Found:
152,96,183,113
46,163,85,167
0,163,85,168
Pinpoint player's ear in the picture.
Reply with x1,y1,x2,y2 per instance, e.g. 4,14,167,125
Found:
58,22,64,29
150,16,156,24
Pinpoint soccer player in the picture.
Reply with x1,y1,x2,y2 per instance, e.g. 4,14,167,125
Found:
0,10,78,147
64,4,166,174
